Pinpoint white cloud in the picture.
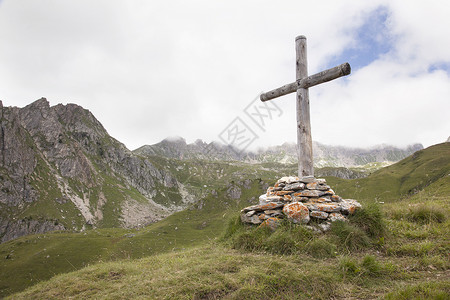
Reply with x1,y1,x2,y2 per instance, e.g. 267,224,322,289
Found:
0,0,448,150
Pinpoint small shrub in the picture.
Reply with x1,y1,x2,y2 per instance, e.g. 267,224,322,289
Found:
306,237,337,258
330,221,370,252
406,204,446,224
349,202,385,237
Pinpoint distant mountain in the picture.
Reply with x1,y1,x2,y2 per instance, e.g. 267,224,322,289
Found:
135,138,423,168
0,99,196,243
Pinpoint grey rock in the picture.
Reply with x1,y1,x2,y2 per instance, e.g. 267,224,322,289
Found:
0,218,65,243
299,176,316,183
310,211,329,219
318,222,331,232
329,213,347,222
240,213,263,224
282,182,305,191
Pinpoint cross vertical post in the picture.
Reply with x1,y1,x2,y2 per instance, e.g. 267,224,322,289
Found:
260,35,351,178
296,36,313,177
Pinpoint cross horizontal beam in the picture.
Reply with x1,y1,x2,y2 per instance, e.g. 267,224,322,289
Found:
260,62,351,102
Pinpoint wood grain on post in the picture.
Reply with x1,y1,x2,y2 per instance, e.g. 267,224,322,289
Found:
296,35,314,177
260,63,351,102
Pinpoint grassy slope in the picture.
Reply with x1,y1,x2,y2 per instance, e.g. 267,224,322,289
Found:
2,143,450,298
326,143,450,202
0,179,266,297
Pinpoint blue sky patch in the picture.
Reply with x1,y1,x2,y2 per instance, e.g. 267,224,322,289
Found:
327,6,394,71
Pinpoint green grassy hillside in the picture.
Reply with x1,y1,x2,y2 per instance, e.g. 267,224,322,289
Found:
326,143,450,202
2,143,449,299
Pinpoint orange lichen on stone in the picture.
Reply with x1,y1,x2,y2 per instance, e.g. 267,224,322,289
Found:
293,190,322,197
275,190,293,196
310,211,329,219
283,194,292,201
316,203,340,212
306,182,318,190
331,195,341,202
329,212,347,222
308,197,328,203
347,205,357,214
283,202,310,224
259,202,284,210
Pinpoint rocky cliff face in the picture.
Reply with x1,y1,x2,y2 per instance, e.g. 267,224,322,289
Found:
0,99,195,243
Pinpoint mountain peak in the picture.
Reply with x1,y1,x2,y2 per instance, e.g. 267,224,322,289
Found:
163,136,187,144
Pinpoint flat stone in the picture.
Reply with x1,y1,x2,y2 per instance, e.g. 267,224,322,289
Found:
282,182,305,191
306,182,330,191
258,217,280,231
277,176,300,184
310,211,329,219
321,189,335,196
241,202,285,213
245,210,256,217
306,196,333,203
330,195,342,202
293,190,324,198
264,209,284,217
328,213,347,222
305,203,341,213
274,190,293,196
316,178,327,184
299,176,316,183
259,194,282,205
283,202,310,224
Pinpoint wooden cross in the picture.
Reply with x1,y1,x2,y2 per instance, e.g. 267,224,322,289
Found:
260,35,351,178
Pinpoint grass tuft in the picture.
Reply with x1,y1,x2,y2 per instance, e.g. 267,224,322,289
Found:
384,281,450,300
349,202,385,237
305,237,337,258
361,255,383,276
330,221,371,252
406,204,447,224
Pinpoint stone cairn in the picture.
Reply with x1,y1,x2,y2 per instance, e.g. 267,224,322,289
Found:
240,176,362,232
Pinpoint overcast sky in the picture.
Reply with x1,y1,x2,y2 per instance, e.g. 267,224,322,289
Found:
0,0,449,151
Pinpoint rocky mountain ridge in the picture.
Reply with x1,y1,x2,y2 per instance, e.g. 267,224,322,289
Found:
0,98,195,243
135,137,423,168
